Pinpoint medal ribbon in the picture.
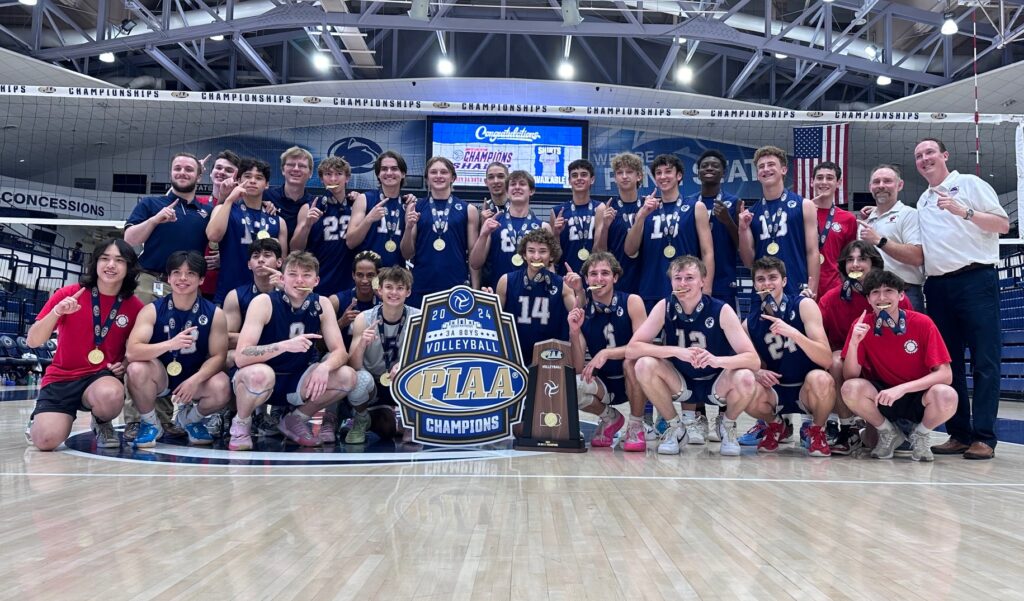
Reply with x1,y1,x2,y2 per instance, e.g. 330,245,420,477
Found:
873,308,907,336
759,190,788,245
666,296,704,324
586,289,619,317
376,307,407,370
429,196,451,236
570,201,594,242
522,269,552,292
240,205,269,239
818,204,837,248
840,276,864,301
167,297,201,363
704,192,724,222
761,292,788,317
91,287,126,351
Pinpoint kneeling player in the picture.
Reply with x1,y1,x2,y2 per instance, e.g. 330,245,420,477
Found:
566,252,647,449
231,251,372,450
626,256,759,456
841,270,956,461
743,257,835,456
125,251,231,446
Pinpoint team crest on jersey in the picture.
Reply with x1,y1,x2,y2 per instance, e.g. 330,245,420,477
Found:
787,200,798,209
617,306,624,317
198,314,209,326
680,203,691,212
115,314,129,328
724,201,733,208
904,340,919,354
197,208,208,218
949,186,959,195
393,286,528,445
456,203,463,210
705,317,715,329
831,222,842,232
789,310,796,320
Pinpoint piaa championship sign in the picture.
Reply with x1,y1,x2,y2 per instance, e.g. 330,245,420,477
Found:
393,287,529,445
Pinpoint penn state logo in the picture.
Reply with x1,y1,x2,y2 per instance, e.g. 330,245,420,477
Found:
198,314,209,326
303,96,321,104
539,348,563,361
808,111,824,118
904,340,919,354
558,106,576,113
327,137,383,175
455,203,463,210
38,86,55,93
616,306,624,317
544,380,560,397
931,112,948,120
682,109,699,116
197,208,208,218
433,101,451,109
394,287,528,445
705,317,715,329
170,91,189,99
789,310,796,320
949,186,959,195
115,314,129,328
832,222,842,232
680,203,691,212
787,200,798,208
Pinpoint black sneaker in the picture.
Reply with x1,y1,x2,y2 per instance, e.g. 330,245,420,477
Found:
122,421,141,443
825,419,841,447
830,424,862,456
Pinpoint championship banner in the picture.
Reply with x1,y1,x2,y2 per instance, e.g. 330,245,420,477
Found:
392,286,529,445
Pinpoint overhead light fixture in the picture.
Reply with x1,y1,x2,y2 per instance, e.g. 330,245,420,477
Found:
774,52,789,59
821,0,833,3
676,64,694,85
210,34,225,41
877,75,892,86
864,44,878,60
98,52,116,64
437,56,455,76
17,0,37,6
675,37,687,45
313,53,331,71
408,0,430,22
119,19,137,35
941,12,958,35
562,0,583,27
557,61,575,79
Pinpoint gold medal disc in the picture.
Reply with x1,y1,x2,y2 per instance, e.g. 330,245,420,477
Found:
577,248,590,261
385,240,398,253
380,373,392,387
433,238,446,252
819,254,825,265
87,348,104,365
663,245,677,259
511,254,524,267
257,230,271,240
766,242,780,255
166,360,183,377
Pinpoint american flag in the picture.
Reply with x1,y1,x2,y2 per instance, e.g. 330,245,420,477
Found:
793,124,850,204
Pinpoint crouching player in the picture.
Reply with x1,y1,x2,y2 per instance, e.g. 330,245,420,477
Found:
566,252,647,450
841,270,956,461
230,251,372,450
626,256,759,456
743,257,835,456
125,251,231,446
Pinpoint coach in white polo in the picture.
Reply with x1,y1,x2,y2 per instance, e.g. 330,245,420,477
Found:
858,164,926,311
915,137,1008,461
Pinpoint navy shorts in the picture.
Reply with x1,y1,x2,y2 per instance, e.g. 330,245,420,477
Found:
600,374,628,406
31,369,117,418
772,383,806,415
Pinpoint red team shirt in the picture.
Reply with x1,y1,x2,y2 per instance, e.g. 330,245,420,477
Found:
841,310,951,387
816,206,858,299
819,285,913,350
37,284,144,388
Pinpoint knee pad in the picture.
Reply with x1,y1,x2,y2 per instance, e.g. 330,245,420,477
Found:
575,375,599,410
348,370,375,407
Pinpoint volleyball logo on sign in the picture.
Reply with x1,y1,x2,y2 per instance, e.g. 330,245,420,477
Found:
327,136,383,174
393,286,529,445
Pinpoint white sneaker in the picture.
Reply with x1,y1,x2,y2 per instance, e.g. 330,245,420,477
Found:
708,414,725,442
719,420,741,456
686,417,707,445
657,423,688,455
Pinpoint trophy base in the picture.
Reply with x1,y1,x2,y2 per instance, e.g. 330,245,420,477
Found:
514,436,587,453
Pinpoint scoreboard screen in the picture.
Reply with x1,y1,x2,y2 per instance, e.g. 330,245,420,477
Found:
427,117,588,190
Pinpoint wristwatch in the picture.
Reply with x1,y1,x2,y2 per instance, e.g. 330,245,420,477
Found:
964,208,975,221
878,237,888,248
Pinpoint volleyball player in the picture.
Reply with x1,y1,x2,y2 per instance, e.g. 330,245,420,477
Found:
199,150,241,301
26,239,144,451
743,257,835,456
470,169,547,289
481,161,510,215
224,239,283,354
291,156,357,295
626,256,758,456
263,146,316,236
566,252,647,449
686,150,741,307
809,161,857,299
345,266,420,444
841,270,956,461
124,251,230,447
346,150,415,268
402,157,480,305
330,250,383,350
550,159,602,275
207,157,289,305
738,145,820,297
230,252,371,450
592,152,643,295
496,228,577,366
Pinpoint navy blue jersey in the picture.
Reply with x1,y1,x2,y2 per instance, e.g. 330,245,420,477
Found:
555,199,601,274
484,210,545,289
264,186,314,239
746,293,816,385
690,191,740,298
580,290,633,380
663,294,732,381
257,290,324,375
214,203,282,305
410,196,470,303
637,199,701,303
359,190,406,268
151,295,217,380
233,283,261,322
304,195,354,295
604,198,642,295
125,193,210,271
333,287,381,349
749,190,807,296
504,268,570,366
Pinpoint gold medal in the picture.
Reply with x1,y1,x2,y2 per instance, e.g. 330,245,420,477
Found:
433,238,446,252
371,276,380,291
257,230,271,240
577,248,590,261
87,348,104,365
663,245,677,259
379,373,392,387
766,242,780,255
385,240,397,253
819,254,825,265
166,360,183,377
511,254,524,267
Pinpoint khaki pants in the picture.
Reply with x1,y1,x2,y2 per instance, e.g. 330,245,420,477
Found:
134,271,170,305
126,271,173,425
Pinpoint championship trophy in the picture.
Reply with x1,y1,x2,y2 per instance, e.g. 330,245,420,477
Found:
514,339,586,452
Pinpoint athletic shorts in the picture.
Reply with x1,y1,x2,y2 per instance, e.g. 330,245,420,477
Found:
599,374,628,406
669,366,726,406
231,364,317,407
871,380,926,423
769,383,807,415
31,369,116,418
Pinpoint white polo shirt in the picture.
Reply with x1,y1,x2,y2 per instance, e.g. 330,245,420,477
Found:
917,170,1006,277
864,201,925,285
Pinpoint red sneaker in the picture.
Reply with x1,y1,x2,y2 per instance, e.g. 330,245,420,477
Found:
756,419,786,453
806,424,832,457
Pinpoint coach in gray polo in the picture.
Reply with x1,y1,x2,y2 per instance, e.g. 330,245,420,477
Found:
858,164,926,311
915,138,1008,460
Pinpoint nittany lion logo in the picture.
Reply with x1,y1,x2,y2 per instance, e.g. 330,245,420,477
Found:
198,314,209,326
808,111,824,118
787,200,798,209
705,317,715,329
171,91,189,98
327,137,383,175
